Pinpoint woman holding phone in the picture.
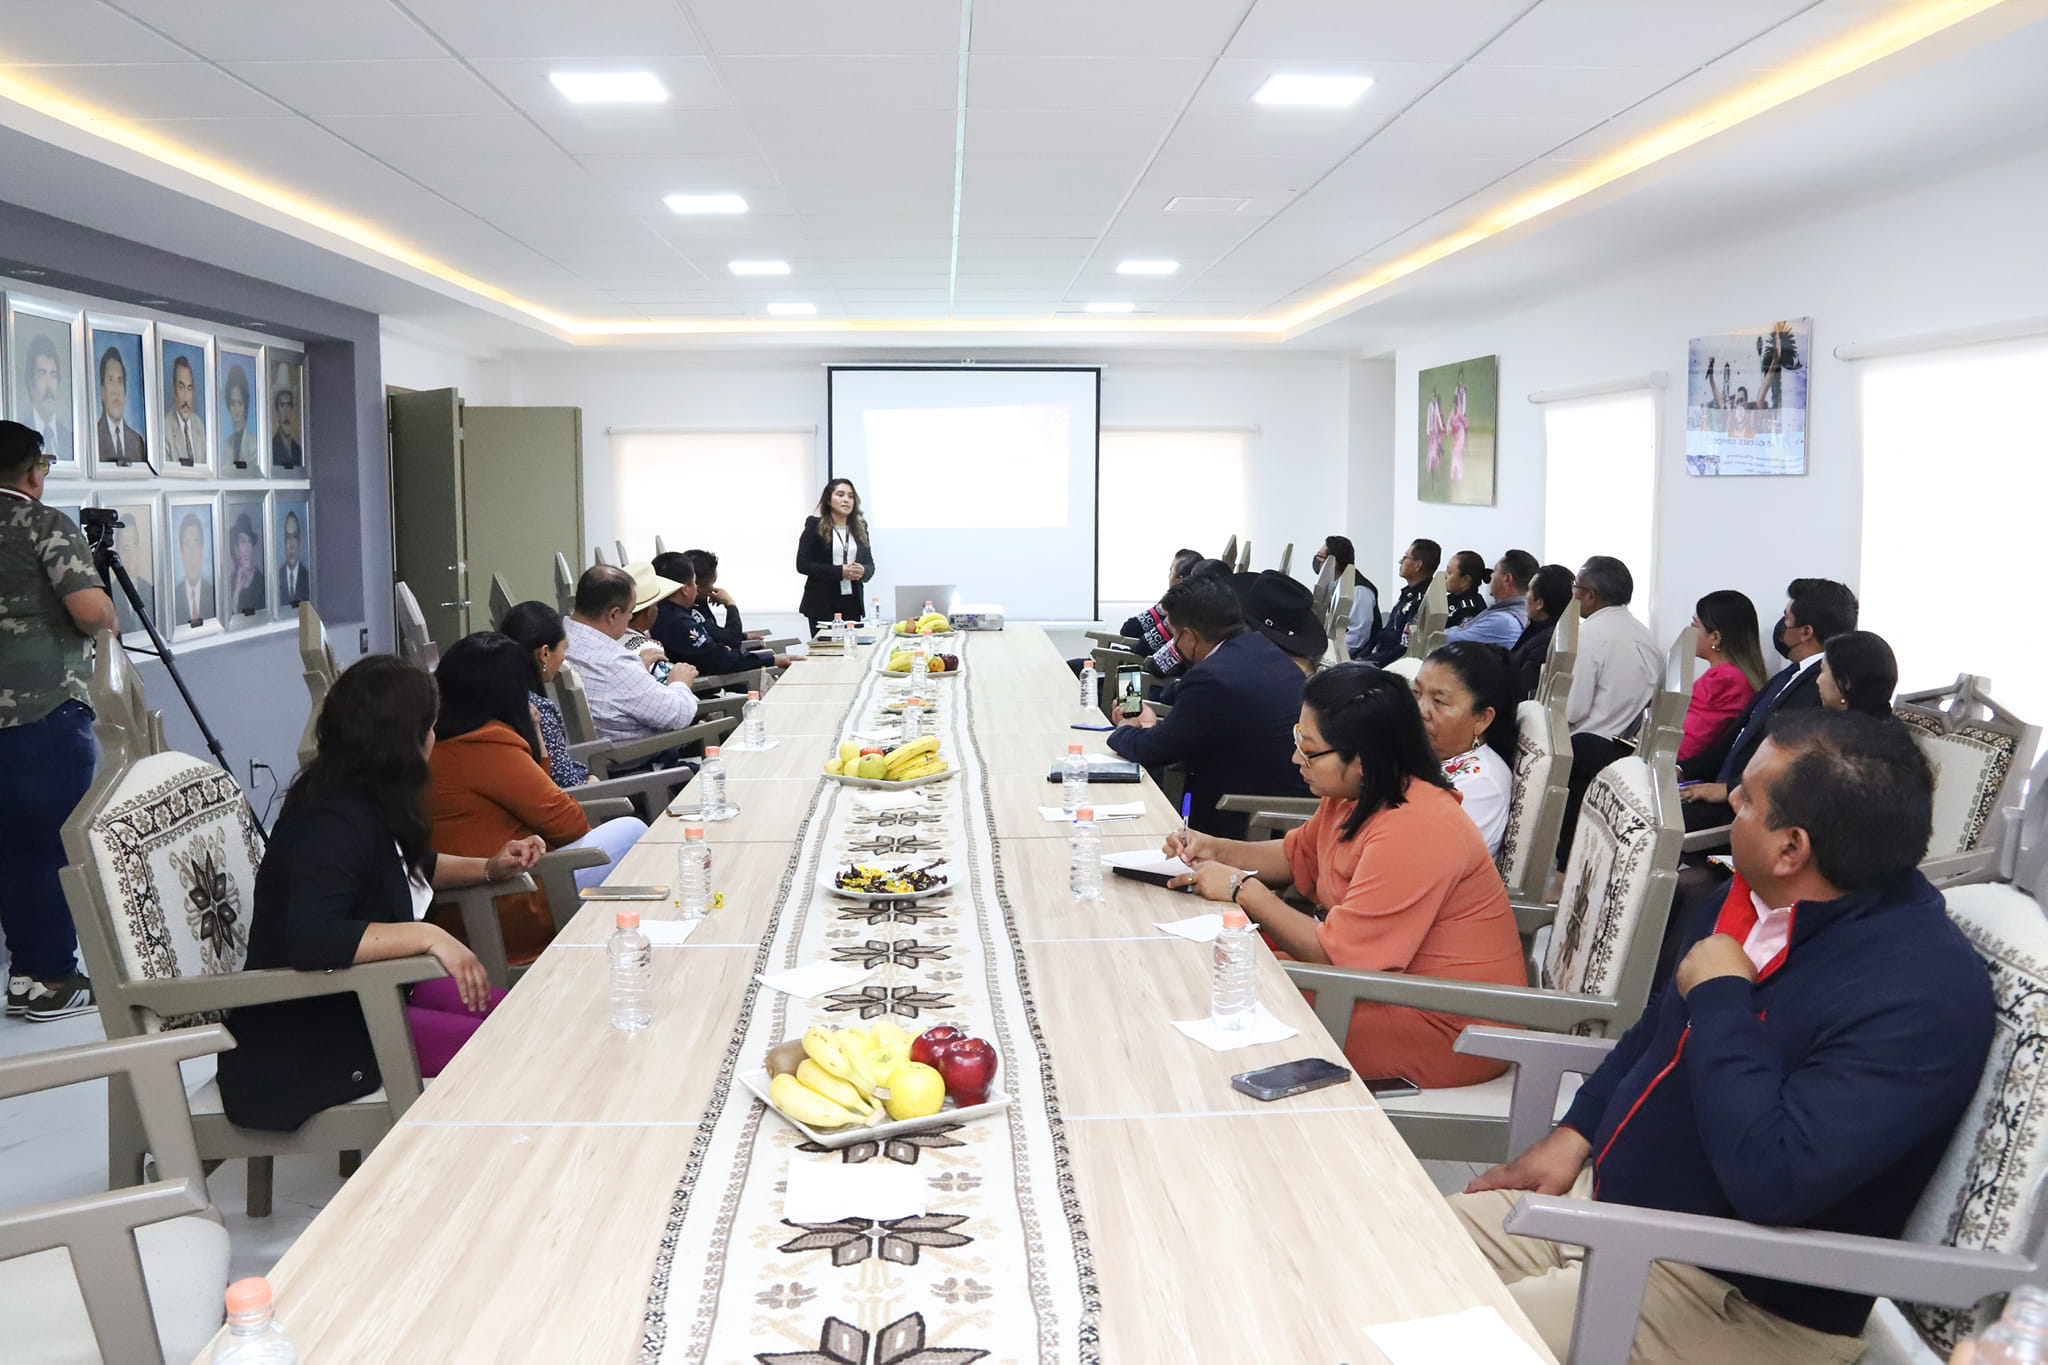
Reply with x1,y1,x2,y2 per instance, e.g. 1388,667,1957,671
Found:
796,477,876,637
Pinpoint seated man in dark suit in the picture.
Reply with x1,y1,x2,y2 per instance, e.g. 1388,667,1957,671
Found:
1679,576,1858,831
1107,574,1308,838
1358,538,1440,666
1509,563,1574,701
649,551,791,676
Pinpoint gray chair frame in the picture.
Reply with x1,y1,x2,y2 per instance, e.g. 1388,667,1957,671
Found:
1277,542,1293,576
1309,553,1338,617
553,552,575,616
592,545,609,567
1536,601,1580,710
614,537,630,566
550,658,738,781
487,572,515,629
393,579,440,670
1236,539,1252,573
63,636,441,1217
429,848,604,991
0,1027,237,1365
1218,534,1237,568
296,600,338,768
1404,572,1451,661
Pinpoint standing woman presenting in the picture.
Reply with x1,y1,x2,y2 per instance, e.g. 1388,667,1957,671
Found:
796,477,875,636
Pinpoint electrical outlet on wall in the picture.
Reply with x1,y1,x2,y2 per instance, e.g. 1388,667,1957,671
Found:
360,627,370,654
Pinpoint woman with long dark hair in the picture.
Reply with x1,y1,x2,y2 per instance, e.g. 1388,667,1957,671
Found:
1681,589,1767,763
498,600,586,789
430,632,649,966
1818,630,1899,718
217,655,542,1133
1164,664,1524,1088
796,477,876,635
1415,642,1517,856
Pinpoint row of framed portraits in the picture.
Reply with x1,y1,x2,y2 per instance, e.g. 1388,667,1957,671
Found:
4,291,307,480
44,488,313,645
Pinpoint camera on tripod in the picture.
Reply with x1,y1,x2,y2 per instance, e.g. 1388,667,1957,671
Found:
78,505,120,552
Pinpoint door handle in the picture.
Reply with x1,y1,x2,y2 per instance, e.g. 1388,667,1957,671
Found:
440,600,471,609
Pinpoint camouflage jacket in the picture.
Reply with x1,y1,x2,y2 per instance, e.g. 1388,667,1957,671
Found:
0,492,102,726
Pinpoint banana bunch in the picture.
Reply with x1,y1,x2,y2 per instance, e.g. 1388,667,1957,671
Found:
896,612,951,635
883,736,947,781
766,1022,918,1130
885,650,954,673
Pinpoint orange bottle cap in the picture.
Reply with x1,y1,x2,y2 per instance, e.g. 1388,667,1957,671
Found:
685,826,705,840
1076,806,1094,820
1222,906,1249,929
224,1277,272,1315
616,910,641,929
706,745,721,756
1068,743,1083,753
747,690,760,699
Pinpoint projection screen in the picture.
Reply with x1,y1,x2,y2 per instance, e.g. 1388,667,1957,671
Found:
828,366,1100,619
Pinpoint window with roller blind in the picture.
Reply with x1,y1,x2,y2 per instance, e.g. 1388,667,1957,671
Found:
1542,390,1660,631
610,430,815,613
1859,338,2048,721
1096,429,1253,619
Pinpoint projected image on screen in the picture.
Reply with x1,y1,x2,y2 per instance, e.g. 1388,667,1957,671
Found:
863,404,1071,529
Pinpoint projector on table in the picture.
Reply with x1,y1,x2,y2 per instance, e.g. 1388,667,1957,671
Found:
948,604,1004,632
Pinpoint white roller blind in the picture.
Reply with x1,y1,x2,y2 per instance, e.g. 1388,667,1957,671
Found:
1096,429,1252,617
1543,391,1659,629
610,430,815,613
1860,339,2048,721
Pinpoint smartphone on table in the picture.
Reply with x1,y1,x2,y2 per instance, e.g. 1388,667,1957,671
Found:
1231,1057,1353,1101
1116,665,1144,718
581,885,671,901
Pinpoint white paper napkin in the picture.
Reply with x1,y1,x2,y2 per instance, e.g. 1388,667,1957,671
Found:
1037,801,1147,822
782,1154,925,1223
853,791,924,812
756,961,871,998
722,738,781,752
1170,1003,1298,1052
1103,851,1192,875
1153,913,1223,943
1362,1307,1547,1365
641,919,702,946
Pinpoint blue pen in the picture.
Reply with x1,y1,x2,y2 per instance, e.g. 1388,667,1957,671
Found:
1179,792,1193,852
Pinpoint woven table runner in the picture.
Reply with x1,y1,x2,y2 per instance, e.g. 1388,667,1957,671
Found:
641,636,1102,1364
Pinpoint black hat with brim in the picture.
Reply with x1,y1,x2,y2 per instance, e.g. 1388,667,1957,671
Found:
1231,570,1327,660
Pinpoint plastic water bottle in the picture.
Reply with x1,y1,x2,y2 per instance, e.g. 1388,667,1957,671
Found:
1079,659,1097,709
741,690,765,747
676,826,711,920
911,640,930,687
214,1278,298,1363
698,745,727,818
1211,906,1258,1031
1974,1286,2048,1364
1061,743,1090,814
608,910,652,1031
1069,806,1101,901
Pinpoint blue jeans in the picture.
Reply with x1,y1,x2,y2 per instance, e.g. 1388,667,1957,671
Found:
0,701,96,980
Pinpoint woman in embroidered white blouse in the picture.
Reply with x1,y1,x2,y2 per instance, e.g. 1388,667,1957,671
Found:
1413,641,1518,856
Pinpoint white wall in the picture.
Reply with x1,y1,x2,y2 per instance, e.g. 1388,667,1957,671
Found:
497,347,1361,618
1390,138,2048,650
379,323,507,402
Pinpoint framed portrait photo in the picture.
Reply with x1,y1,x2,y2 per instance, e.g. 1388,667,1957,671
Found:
165,492,223,642
96,495,165,643
85,315,153,479
273,493,311,611
5,295,84,477
158,326,214,478
221,489,272,627
265,348,306,474
217,341,265,477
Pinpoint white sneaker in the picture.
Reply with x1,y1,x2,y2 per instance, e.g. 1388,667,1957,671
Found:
5,975,31,1017
22,974,94,1022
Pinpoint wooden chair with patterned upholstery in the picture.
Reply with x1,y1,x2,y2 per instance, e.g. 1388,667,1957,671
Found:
1535,601,1580,709
61,634,459,1217
295,601,337,768
1893,674,2038,887
392,580,439,671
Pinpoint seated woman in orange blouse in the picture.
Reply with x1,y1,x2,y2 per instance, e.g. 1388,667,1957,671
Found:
1166,663,1526,1089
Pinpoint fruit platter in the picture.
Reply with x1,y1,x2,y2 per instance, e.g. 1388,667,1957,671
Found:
883,649,962,676
894,611,955,637
824,736,955,788
745,1022,1010,1148
821,861,950,902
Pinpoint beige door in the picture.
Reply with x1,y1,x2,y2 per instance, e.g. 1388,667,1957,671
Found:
387,388,468,648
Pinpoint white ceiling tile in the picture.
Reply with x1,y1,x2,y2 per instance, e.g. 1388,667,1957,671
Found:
783,186,955,216
716,56,958,109
955,211,1114,236
402,0,703,58
1292,148,1524,218
576,152,780,192
1477,0,1799,68
690,0,963,55
971,0,1251,59
1227,0,1531,63
29,61,287,119
1102,207,1282,243
107,0,442,61
469,56,731,111
1141,153,1331,195
796,217,954,243
746,109,956,158
966,109,1175,158
1380,114,1598,163
952,237,1099,256
967,57,1209,111
773,153,952,191
317,112,559,161
1158,107,1396,163
1419,62,1681,122
368,149,588,194
224,59,504,116
5,1,192,62
1186,56,1450,116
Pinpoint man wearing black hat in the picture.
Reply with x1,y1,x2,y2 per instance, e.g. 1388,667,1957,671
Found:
1106,573,1313,839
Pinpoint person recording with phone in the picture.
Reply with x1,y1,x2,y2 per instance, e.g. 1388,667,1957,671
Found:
797,478,875,636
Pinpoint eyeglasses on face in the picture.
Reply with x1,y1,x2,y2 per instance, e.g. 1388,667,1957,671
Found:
1293,724,1336,762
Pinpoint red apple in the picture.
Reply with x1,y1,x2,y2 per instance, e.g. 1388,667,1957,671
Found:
937,1037,997,1106
909,1025,963,1069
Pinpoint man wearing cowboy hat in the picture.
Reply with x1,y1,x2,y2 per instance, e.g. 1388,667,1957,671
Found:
1106,572,1312,839
562,563,700,747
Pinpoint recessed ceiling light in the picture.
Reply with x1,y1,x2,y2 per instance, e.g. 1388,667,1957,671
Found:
1166,196,1252,214
1084,302,1135,314
767,302,816,316
1116,260,1178,276
664,193,747,216
729,260,790,276
1253,73,1372,108
549,71,668,104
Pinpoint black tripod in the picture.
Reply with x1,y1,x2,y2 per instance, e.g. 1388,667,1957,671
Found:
79,506,236,781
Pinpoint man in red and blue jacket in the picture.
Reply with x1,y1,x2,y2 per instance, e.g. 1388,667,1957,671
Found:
1453,709,1994,1363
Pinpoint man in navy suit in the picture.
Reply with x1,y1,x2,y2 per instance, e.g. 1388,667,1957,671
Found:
1679,576,1858,830
1107,574,1311,838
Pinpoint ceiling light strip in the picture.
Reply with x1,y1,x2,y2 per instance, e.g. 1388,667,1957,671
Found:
947,0,973,315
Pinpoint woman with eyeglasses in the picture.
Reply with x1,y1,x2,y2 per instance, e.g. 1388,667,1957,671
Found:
1165,663,1525,1088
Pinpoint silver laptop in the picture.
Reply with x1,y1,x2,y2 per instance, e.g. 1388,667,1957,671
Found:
895,585,957,621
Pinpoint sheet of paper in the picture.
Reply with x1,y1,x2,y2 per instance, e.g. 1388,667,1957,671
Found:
782,1153,925,1223
1362,1307,1547,1365
1102,850,1191,876
721,738,780,753
853,791,924,812
1170,1003,1299,1052
641,919,703,946
1153,913,1223,943
1036,801,1147,822
756,961,872,998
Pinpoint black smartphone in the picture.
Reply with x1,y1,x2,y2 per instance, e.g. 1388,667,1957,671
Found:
1230,1057,1353,1101
1116,665,1144,717
1364,1075,1421,1099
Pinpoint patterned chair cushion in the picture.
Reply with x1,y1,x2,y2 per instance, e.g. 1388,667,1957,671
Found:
1498,701,1562,896
1895,713,2021,857
83,752,261,1029
1542,756,1659,1007
1899,881,2048,1354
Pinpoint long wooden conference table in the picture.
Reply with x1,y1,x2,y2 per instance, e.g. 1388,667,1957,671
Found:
216,626,1552,1362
